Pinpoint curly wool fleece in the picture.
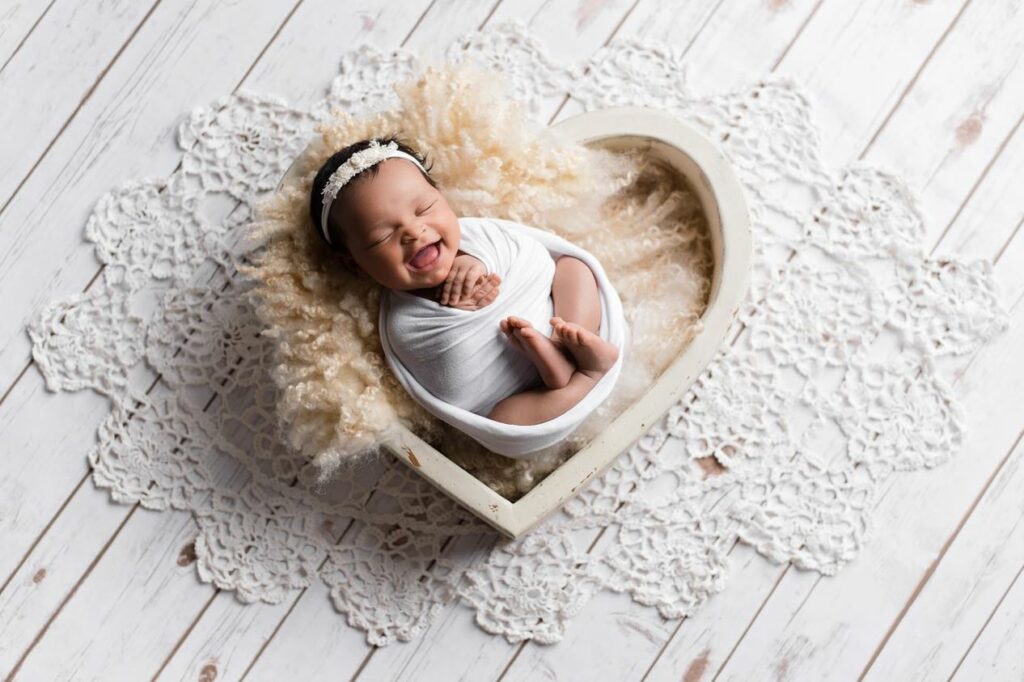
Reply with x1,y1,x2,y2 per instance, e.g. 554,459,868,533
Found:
244,62,711,498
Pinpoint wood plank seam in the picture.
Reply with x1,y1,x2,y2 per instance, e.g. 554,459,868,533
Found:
365,0,969,673
717,217,1024,678
994,215,1024,264
224,0,1024,671
858,426,1024,679
226,3,678,676
0,0,380,672
347,1,690,676
5,503,140,680
149,4,495,676
0,0,163,253
150,585,220,681
4,0,468,663
698,218,1024,678
0,0,291,410
0,0,57,76
331,0,1019,675
669,568,792,682
2,0,454,676
767,0,828,72
574,0,1021,677
927,110,1024,259
947,558,1024,679
699,236,1019,677
4,0,1018,675
5,0,323,600
440,2,781,674
0,457,89,598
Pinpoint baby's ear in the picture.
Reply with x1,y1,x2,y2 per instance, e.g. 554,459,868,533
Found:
338,249,363,275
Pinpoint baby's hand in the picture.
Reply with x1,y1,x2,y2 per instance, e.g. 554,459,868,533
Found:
440,254,488,306
439,272,501,311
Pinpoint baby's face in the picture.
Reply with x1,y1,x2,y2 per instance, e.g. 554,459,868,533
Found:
331,158,460,291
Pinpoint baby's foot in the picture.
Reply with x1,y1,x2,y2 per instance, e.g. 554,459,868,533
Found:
550,316,619,381
500,315,576,389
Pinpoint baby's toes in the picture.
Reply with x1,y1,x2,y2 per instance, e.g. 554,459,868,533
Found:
517,325,539,341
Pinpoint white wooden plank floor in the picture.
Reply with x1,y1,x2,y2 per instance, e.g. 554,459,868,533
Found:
1,1,1021,680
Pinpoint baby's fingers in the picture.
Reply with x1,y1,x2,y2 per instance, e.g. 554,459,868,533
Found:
473,273,499,294
461,273,483,302
444,266,468,303
473,274,495,295
453,270,473,305
470,280,499,308
472,274,499,300
480,287,498,306
440,274,456,305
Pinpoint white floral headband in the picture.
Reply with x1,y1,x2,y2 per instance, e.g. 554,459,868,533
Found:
319,139,428,245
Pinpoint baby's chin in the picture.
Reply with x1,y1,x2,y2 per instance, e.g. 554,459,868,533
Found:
417,261,453,289
391,257,452,291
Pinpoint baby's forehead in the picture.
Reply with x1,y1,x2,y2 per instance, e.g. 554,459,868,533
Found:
334,167,433,233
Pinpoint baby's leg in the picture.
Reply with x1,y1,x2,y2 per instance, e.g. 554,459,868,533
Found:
487,371,600,425
551,256,601,337
493,256,610,401
501,316,575,389
489,317,620,427
548,256,619,375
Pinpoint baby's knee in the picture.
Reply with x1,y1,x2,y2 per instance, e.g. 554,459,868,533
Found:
554,255,594,279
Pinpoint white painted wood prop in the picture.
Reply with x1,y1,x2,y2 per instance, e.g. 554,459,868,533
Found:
276,106,753,538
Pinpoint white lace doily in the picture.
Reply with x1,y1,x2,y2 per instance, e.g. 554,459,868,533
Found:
27,20,1009,645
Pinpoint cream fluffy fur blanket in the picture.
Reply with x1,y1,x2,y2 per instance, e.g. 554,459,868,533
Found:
245,63,712,499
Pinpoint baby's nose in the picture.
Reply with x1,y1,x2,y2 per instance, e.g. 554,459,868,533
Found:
402,225,427,241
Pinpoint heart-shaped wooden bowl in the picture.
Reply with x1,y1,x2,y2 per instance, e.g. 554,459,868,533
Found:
275,107,752,538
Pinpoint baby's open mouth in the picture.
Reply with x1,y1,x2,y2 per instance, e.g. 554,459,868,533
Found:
408,240,442,271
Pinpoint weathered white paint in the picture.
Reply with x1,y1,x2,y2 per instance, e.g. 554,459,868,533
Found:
0,0,1021,680
867,435,1024,680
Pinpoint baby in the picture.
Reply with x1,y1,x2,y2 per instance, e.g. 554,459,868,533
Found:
309,136,619,426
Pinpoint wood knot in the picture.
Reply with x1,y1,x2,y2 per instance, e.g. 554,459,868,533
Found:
955,113,983,148
684,647,712,682
177,541,198,566
696,456,727,477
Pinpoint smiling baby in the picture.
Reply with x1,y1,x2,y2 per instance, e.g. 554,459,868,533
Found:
309,136,619,426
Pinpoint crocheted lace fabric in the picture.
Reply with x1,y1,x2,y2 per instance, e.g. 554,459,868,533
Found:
28,21,1008,645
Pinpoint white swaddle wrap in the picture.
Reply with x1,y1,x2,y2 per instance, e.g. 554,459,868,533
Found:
378,216,629,458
